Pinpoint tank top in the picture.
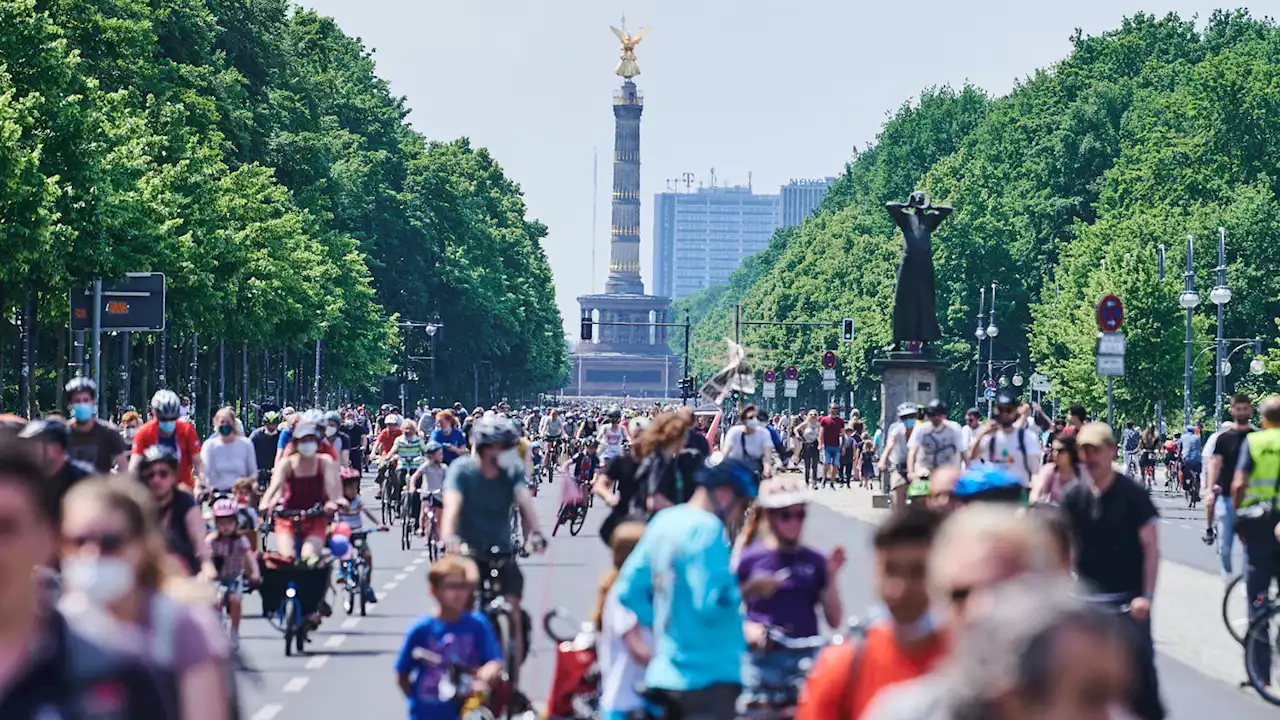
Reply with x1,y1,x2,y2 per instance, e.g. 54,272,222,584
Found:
161,491,200,574
601,425,624,459
282,459,327,510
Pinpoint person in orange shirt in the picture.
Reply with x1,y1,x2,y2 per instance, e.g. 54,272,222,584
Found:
796,506,947,720
128,389,204,491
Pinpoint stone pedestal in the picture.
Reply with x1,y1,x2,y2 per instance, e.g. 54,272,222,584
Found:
869,351,946,508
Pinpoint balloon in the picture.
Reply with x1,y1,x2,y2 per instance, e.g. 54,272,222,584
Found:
328,535,351,559
331,522,353,539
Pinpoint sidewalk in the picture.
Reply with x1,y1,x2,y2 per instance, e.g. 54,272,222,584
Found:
807,485,1247,690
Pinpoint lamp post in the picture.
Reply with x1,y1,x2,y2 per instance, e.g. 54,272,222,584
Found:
1210,227,1232,421
1178,235,1199,429
426,322,438,408
986,283,999,417
974,286,987,408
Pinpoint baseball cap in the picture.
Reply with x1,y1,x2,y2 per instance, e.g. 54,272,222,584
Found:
1076,422,1116,448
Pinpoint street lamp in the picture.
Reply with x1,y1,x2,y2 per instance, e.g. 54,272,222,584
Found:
974,286,987,408
425,322,439,408
1250,356,1267,375
1181,235,1197,428
1211,227,1230,421
1012,372,1024,387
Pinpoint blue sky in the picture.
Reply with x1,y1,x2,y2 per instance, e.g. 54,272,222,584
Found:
298,0,1246,335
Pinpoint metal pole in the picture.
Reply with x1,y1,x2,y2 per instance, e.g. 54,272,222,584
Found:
734,302,742,348
73,330,86,378
1107,376,1114,428
974,286,985,408
987,284,996,419
190,333,199,423
91,279,103,416
241,343,249,426
20,292,31,417
158,332,167,388
682,310,691,407
280,348,287,406
473,365,479,409
1183,235,1195,429
430,332,437,408
119,331,131,415
313,338,322,408
1214,227,1226,422
217,339,226,407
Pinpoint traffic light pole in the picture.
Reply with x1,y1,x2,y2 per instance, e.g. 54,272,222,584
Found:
581,314,695,402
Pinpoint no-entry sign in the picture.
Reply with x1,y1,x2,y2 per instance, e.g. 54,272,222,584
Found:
1096,295,1124,332
822,351,837,369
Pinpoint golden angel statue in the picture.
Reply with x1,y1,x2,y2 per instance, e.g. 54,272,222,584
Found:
610,19,649,80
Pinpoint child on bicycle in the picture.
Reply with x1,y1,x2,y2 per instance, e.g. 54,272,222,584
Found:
395,556,503,720
231,476,261,550
410,441,447,538
208,497,261,648
570,436,601,493
336,471,385,603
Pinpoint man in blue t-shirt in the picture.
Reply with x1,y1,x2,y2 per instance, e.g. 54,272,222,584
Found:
1177,424,1203,480
614,457,765,716
395,556,503,720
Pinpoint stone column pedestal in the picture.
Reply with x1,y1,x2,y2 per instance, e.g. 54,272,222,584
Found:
869,352,946,508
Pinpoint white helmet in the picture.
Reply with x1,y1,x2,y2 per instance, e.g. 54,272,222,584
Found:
758,476,810,509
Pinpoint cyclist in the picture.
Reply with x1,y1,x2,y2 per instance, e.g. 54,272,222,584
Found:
374,413,402,499
440,415,547,672
428,410,467,465
392,419,426,504
64,376,129,473
569,436,601,497
1230,395,1280,684
19,419,95,501
323,411,349,468
1203,394,1254,564
137,445,216,579
259,422,345,563
130,389,204,491
1121,419,1141,476
576,409,600,442
248,411,282,490
409,441,447,538
1176,424,1203,503
1138,424,1160,490
207,497,261,649
598,407,626,466
614,457,763,718
540,407,566,463
337,472,384,604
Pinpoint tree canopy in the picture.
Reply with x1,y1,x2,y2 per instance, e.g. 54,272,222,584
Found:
682,10,1280,426
0,0,565,413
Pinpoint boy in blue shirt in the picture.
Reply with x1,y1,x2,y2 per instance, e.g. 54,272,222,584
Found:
395,556,503,720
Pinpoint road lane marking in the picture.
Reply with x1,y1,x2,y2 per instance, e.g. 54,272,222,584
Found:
283,677,309,693
383,581,399,590
251,705,282,720
305,656,329,670
404,566,418,572
341,617,361,629
323,634,347,648
395,573,409,581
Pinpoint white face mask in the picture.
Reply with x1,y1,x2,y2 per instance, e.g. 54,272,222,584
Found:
62,556,135,604
297,441,319,457
499,447,521,470
325,426,338,437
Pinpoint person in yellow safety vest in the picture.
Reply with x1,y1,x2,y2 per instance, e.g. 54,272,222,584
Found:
1231,395,1280,684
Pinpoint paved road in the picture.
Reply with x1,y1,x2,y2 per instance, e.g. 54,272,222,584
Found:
234,471,1276,719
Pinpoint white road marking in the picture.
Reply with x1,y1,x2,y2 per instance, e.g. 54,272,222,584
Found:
383,581,399,590
283,677,310,693
1181,524,1196,530
341,617,361,629
251,705,283,720
395,573,408,581
305,655,329,670
323,634,347,648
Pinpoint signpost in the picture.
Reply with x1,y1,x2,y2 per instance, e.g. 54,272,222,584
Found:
1094,295,1125,427
763,369,776,383
822,351,837,369
783,379,798,398
762,382,776,399
70,273,167,418
784,365,799,381
1030,373,1051,393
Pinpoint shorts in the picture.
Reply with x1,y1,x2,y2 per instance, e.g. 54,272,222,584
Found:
890,469,910,490
219,577,245,597
474,554,525,600
822,445,841,466
273,516,328,556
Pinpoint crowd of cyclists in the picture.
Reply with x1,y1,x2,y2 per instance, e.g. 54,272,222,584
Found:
3,373,1280,720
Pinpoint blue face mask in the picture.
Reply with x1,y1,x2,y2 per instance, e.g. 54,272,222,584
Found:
903,418,917,429
218,424,234,437
71,403,96,422
158,420,177,434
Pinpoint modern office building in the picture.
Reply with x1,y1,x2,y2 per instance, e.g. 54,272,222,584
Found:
652,185,781,300
779,177,836,228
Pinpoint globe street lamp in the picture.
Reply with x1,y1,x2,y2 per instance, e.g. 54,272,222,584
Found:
1251,356,1267,375
1211,227,1231,421
974,286,987,408
1012,372,1025,387
1181,235,1198,429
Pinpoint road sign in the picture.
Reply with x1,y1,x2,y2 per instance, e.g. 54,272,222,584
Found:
1096,355,1125,376
1096,295,1124,332
822,379,837,391
822,368,836,381
784,365,799,381
983,386,997,401
763,369,776,383
762,382,776,398
1030,373,1051,392
822,351,837,369
71,273,166,332
784,379,798,398
1096,332,1126,357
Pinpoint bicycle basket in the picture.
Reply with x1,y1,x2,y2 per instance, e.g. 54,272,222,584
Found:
258,556,331,617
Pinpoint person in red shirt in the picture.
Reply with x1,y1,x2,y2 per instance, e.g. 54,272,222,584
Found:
373,414,402,499
818,404,846,487
129,389,203,490
797,506,947,720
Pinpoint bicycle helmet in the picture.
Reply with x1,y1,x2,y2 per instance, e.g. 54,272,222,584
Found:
138,444,180,469
696,457,759,499
293,423,319,439
323,410,342,426
758,475,809,509
471,415,519,449
924,399,949,416
211,498,238,519
994,392,1017,409
953,465,1025,505
150,389,182,420
896,402,919,418
18,419,70,448
384,414,401,426
64,376,98,399
582,435,600,448
425,440,444,454
607,405,622,421
263,411,281,424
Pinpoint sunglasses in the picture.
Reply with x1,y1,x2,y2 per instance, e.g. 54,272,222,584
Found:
64,532,131,555
948,585,973,605
771,508,807,522
141,468,174,481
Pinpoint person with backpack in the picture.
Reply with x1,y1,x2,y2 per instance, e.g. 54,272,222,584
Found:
722,405,775,481
966,393,1043,487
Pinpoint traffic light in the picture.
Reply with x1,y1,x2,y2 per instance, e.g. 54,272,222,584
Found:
580,313,593,341
731,389,741,404
678,376,695,399
841,317,854,342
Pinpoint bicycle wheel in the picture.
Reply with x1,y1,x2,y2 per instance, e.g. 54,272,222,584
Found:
1224,573,1249,645
401,509,412,551
551,504,565,537
359,564,370,617
428,517,440,562
283,602,297,656
1243,601,1280,705
342,562,356,615
569,505,586,536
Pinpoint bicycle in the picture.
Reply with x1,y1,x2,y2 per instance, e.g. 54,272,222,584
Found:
260,504,333,656
464,545,535,718
338,528,385,616
1165,457,1181,493
401,489,420,551
1139,452,1157,491
423,490,443,562
1181,463,1201,508
738,628,832,718
382,465,409,526
1243,592,1280,705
